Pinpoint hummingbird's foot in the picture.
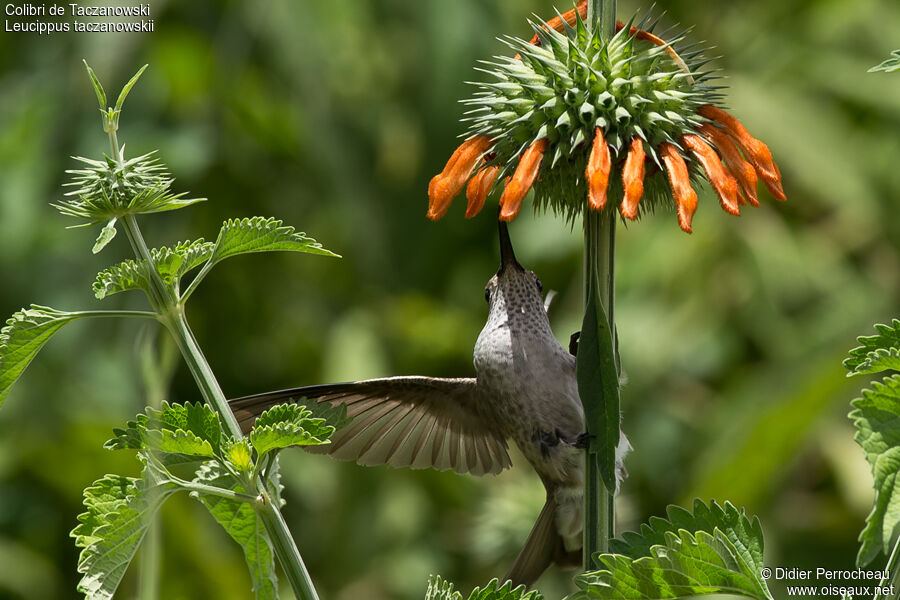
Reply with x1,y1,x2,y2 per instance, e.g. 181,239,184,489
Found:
533,428,565,458
573,432,593,449
569,331,580,356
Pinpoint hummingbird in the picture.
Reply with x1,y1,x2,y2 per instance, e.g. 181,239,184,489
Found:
229,222,630,586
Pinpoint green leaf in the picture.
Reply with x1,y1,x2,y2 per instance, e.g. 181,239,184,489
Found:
107,401,222,459
72,473,178,600
845,319,900,375
114,64,148,113
82,60,107,109
209,216,340,265
424,577,542,600
255,399,350,432
573,529,772,600
849,374,900,566
92,218,118,254
869,50,900,73
249,403,336,457
575,272,620,490
148,428,216,458
425,575,462,600
609,499,766,576
93,239,214,299
467,578,543,600
226,439,255,473
0,305,85,407
193,463,277,600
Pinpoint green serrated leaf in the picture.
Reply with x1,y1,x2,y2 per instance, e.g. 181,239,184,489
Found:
467,578,543,600
106,401,222,459
72,472,178,600
0,305,85,407
252,403,313,429
94,239,214,299
209,216,340,265
849,374,900,566
609,499,766,577
425,575,463,600
573,528,772,600
869,50,900,73
227,439,255,472
193,463,277,600
253,400,350,432
249,403,335,457
146,428,216,458
423,576,542,600
845,319,900,375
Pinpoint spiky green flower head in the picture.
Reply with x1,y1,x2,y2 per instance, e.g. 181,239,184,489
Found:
471,11,718,217
54,62,204,253
426,5,785,232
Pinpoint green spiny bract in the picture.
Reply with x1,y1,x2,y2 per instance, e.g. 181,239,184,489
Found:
463,11,722,220
55,148,203,225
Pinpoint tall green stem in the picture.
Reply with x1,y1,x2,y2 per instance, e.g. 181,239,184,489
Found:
113,169,320,599
581,0,619,572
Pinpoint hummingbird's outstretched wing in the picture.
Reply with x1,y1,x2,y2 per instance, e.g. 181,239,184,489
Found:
229,377,511,476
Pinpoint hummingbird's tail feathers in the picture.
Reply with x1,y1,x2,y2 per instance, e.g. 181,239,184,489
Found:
504,495,577,587
228,376,512,476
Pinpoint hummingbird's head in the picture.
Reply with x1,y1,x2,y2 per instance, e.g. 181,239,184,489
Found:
483,222,543,313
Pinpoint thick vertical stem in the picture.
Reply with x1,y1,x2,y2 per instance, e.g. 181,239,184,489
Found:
582,210,618,569
119,215,320,600
166,313,242,438
582,0,619,572
258,491,320,600
588,0,617,42
165,313,321,600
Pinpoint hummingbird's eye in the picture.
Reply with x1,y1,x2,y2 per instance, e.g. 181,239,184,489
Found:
484,288,491,303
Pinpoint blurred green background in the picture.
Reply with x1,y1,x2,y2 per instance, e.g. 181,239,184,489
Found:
0,0,898,598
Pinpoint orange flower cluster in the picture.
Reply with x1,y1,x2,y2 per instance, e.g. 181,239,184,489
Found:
426,1,785,233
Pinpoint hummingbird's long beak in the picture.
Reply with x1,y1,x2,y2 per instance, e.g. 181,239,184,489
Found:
498,221,523,272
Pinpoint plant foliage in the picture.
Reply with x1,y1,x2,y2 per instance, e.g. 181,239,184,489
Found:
1,60,342,600
423,576,543,600
73,401,338,599
571,500,771,600
72,474,178,600
0,305,86,406
846,319,900,567
869,50,900,73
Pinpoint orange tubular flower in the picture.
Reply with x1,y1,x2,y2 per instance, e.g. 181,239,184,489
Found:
697,105,785,201
586,128,611,211
465,165,500,219
681,134,740,216
427,135,493,221
660,143,698,233
620,137,646,220
696,123,759,207
499,139,548,222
